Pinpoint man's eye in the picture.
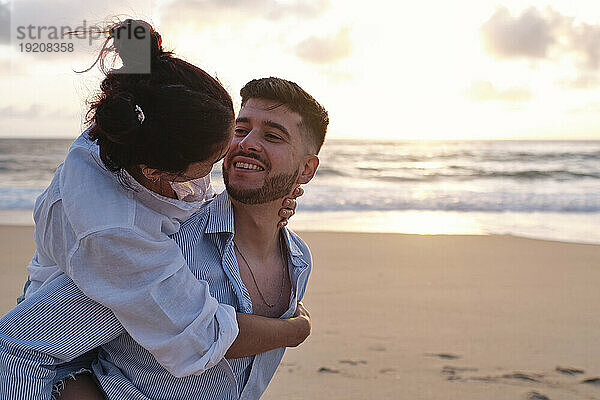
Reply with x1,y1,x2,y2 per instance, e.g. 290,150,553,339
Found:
266,134,281,141
234,128,248,136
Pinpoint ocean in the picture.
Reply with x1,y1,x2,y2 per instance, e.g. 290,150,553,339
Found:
1,138,599,244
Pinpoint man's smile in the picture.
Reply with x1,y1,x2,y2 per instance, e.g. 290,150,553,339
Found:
231,156,267,172
234,162,265,171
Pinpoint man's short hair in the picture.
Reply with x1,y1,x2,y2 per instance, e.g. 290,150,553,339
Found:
240,77,329,154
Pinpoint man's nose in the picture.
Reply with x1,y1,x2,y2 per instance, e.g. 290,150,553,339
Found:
239,130,262,152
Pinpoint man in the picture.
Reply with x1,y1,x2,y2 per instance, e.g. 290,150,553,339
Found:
0,77,328,400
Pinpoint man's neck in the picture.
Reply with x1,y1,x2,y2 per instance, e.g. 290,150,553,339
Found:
230,196,282,259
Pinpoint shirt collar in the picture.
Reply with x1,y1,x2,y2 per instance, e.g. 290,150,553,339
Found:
205,191,235,235
281,227,303,258
122,169,204,213
205,191,304,259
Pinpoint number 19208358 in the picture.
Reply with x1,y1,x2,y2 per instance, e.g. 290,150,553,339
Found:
18,42,74,53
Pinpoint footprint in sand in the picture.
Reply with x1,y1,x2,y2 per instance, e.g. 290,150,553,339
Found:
581,377,600,386
368,345,386,352
555,366,585,376
501,372,544,383
442,366,478,374
441,365,478,380
526,391,550,400
425,352,461,360
318,361,372,377
281,362,297,373
339,360,368,366
456,371,545,384
467,376,499,383
318,367,340,374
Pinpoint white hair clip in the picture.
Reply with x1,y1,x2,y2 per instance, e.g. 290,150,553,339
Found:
134,104,145,124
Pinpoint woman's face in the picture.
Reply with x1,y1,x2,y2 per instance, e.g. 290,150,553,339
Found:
167,130,233,182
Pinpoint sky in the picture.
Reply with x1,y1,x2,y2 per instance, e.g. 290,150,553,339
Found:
2,0,600,140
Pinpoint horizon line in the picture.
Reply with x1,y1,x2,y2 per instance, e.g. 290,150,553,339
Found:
1,136,600,142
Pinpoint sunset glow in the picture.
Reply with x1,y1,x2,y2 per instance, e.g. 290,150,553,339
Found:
2,0,600,140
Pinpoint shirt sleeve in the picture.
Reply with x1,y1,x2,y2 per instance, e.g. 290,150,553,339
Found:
66,227,239,378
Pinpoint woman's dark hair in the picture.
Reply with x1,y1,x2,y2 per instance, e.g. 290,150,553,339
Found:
84,19,234,176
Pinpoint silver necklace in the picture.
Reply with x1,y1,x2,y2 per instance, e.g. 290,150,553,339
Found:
233,233,287,308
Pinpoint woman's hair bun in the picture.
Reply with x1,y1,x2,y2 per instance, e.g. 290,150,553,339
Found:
95,91,141,144
109,19,165,70
84,19,234,176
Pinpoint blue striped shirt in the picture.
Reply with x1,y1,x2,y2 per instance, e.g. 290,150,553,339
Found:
0,191,312,400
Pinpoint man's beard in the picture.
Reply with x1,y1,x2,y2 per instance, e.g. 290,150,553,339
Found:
223,163,299,205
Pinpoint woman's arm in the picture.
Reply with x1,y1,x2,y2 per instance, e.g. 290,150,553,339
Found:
59,190,305,376
66,229,309,377
66,228,239,378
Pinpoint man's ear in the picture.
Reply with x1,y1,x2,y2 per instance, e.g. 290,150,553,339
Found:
297,155,319,185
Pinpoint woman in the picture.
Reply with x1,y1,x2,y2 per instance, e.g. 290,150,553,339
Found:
1,19,309,399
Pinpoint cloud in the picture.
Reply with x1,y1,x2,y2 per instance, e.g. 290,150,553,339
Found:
161,0,329,26
480,6,600,90
480,7,562,59
0,103,79,119
0,104,44,118
481,6,600,68
568,23,600,70
465,81,533,102
295,27,352,64
557,73,600,90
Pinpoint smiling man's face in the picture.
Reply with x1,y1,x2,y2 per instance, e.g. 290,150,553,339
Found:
222,97,307,205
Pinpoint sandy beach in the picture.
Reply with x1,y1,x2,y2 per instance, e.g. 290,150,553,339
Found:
1,226,599,399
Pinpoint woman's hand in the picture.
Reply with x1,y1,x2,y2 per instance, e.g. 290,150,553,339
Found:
277,186,304,228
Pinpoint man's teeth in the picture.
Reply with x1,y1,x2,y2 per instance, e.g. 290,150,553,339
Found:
235,162,264,171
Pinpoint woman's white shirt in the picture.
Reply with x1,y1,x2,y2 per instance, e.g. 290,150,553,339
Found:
24,132,238,377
